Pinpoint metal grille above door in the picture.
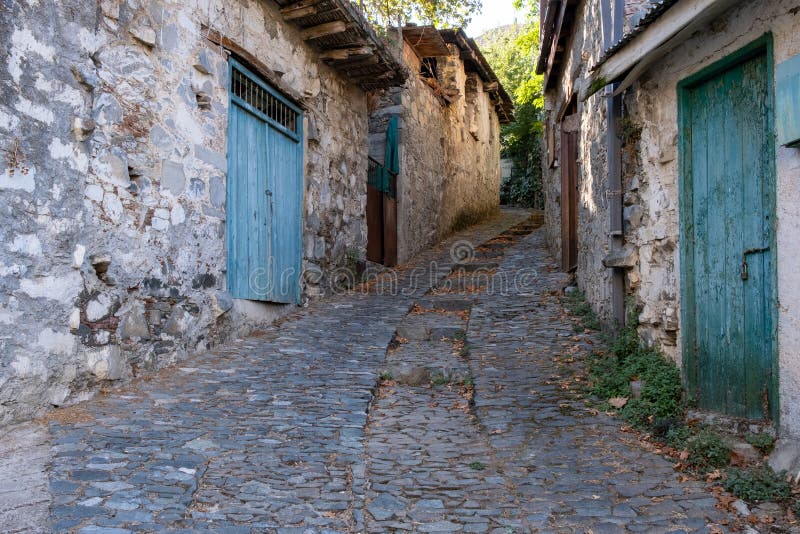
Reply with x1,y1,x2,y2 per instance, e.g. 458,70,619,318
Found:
230,65,301,140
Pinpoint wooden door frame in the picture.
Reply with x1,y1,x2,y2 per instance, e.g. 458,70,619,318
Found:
560,112,579,272
677,33,779,421
226,57,304,304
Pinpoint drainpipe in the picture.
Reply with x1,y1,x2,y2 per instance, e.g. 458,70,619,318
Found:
601,0,626,326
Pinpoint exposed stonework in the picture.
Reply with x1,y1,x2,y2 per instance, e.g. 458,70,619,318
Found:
369,32,507,263
541,0,615,319
541,0,800,436
622,0,800,436
0,0,392,425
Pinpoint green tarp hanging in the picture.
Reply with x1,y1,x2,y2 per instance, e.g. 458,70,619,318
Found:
384,116,400,175
368,116,399,197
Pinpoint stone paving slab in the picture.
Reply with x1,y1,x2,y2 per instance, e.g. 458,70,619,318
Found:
0,422,50,533
467,229,732,533
0,209,532,534
0,209,745,533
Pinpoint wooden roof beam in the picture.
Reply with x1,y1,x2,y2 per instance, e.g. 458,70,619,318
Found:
320,46,373,61
301,21,349,41
280,0,320,20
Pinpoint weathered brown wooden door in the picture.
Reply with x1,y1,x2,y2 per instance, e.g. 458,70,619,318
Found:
560,114,579,272
366,158,398,267
367,184,385,264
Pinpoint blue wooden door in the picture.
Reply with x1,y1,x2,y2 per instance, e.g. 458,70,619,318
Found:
680,40,777,420
227,60,303,304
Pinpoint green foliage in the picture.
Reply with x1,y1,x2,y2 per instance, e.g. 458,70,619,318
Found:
585,315,685,430
620,351,683,427
564,290,601,331
686,429,731,471
469,461,487,471
664,424,694,450
745,432,776,454
724,466,791,503
792,498,800,516
355,0,482,28
430,373,471,386
479,22,544,208
587,76,608,97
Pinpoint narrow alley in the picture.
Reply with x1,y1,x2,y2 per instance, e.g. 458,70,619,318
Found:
2,211,736,533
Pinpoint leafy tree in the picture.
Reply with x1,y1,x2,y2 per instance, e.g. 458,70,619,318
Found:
354,0,482,28
479,18,544,207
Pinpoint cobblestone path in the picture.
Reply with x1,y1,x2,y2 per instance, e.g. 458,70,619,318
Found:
1,210,739,533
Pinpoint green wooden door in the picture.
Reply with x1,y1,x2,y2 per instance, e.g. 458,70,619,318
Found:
680,39,777,420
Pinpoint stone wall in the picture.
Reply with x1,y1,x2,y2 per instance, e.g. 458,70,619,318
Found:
541,0,615,319
623,0,800,435
542,0,800,436
370,40,502,263
0,0,371,425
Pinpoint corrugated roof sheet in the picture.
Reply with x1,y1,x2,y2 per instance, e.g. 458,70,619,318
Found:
593,0,680,69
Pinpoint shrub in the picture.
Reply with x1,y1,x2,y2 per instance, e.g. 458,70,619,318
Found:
745,432,776,455
565,290,601,331
686,429,731,471
585,325,684,429
724,466,791,502
619,348,684,427
664,424,694,449
586,351,630,400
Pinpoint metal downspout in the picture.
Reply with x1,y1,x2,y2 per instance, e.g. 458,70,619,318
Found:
602,0,626,326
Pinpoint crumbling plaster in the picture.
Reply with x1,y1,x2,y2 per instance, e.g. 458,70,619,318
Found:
544,0,800,436
625,0,800,436
0,0,371,425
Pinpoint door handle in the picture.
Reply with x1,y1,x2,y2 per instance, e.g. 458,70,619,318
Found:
740,247,770,281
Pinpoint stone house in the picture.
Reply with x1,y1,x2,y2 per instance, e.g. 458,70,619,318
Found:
367,26,514,265
539,0,800,443
0,0,414,425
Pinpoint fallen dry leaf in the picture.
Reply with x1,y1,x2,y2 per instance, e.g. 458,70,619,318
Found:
609,397,629,409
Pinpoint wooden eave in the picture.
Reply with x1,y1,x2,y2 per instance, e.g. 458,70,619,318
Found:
272,0,408,91
582,0,741,100
536,0,579,91
402,26,451,58
439,29,515,124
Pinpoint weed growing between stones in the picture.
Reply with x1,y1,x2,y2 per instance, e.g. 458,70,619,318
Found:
568,292,800,525
430,373,473,388
686,429,732,471
564,289,601,331
380,371,394,382
724,466,791,502
469,461,486,471
745,432,777,455
431,374,456,386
